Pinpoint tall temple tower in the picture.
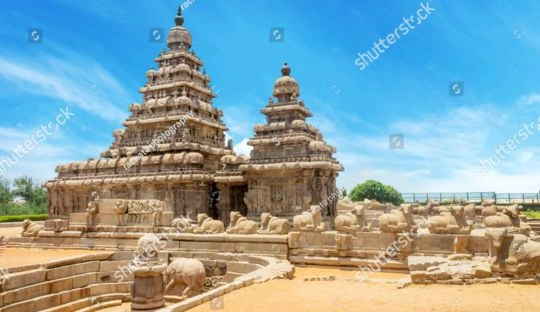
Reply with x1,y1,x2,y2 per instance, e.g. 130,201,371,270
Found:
46,7,233,221
45,8,343,228
241,63,343,217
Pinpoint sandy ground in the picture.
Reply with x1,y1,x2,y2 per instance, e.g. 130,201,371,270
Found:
188,266,540,312
1,228,539,312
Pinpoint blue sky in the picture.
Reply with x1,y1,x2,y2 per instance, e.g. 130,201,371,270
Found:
1,0,540,193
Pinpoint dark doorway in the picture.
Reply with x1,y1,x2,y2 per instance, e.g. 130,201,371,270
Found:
230,185,248,216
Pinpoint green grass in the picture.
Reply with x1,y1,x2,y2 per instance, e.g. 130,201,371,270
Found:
522,209,540,219
0,214,48,222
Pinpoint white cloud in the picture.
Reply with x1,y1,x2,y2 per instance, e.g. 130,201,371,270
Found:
0,55,128,123
233,137,252,157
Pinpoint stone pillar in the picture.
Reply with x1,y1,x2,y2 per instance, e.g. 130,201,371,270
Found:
131,234,166,311
217,183,230,224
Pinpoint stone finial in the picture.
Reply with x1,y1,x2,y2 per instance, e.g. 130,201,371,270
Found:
175,5,184,26
281,62,291,76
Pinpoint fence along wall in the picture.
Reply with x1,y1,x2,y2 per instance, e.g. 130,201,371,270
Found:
401,192,540,204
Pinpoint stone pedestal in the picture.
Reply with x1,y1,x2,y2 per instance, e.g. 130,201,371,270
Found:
131,265,167,311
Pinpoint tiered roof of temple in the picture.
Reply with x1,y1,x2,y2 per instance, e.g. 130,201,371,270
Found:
45,6,342,225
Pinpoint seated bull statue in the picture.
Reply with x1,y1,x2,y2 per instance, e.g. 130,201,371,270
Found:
485,204,530,235
428,205,470,234
21,219,43,237
226,211,258,234
335,205,371,232
193,213,225,234
258,213,290,235
378,204,416,233
293,205,326,232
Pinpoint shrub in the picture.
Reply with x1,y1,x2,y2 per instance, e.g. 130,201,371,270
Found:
349,180,404,205
0,214,48,222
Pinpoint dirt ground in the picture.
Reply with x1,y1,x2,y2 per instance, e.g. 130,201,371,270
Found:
1,227,539,312
189,266,540,312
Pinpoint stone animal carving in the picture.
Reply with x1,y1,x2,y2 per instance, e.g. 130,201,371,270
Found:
21,219,43,237
171,216,195,233
193,213,225,234
293,205,326,232
258,213,290,234
164,258,205,298
226,211,258,234
335,205,371,232
428,206,470,234
378,204,416,233
481,200,499,217
113,200,128,226
417,201,439,216
134,233,162,262
485,229,540,275
505,234,540,275
484,204,524,233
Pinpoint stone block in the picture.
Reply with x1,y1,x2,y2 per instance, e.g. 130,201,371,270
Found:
99,260,130,272
50,276,74,293
3,282,50,305
352,232,380,250
47,261,99,280
415,234,456,253
72,272,97,288
2,299,35,312
3,268,46,290
34,293,62,311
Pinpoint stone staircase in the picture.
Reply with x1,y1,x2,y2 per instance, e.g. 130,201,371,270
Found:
0,252,132,312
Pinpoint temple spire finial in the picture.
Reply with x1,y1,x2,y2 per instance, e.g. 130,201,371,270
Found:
175,5,184,26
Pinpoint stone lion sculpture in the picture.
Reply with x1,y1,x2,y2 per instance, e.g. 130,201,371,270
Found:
134,233,162,262
226,211,258,234
193,213,225,234
258,213,290,235
378,204,416,233
428,206,470,234
21,219,43,237
164,258,205,298
335,205,371,232
292,205,326,232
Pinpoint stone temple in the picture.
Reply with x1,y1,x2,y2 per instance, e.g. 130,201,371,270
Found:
44,7,343,227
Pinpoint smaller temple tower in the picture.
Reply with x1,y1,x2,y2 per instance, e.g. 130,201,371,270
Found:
241,63,343,218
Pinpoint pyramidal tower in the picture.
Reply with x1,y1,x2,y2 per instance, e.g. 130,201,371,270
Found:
45,7,342,229
240,63,343,218
46,7,233,222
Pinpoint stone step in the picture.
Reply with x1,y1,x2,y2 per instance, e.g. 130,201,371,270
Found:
222,272,242,283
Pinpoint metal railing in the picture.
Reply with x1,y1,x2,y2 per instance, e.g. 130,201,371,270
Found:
401,192,540,204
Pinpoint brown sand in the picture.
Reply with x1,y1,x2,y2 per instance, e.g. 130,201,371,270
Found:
189,266,540,312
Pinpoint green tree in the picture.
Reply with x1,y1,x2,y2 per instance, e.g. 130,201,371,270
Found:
12,176,47,206
349,180,404,205
0,177,12,205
